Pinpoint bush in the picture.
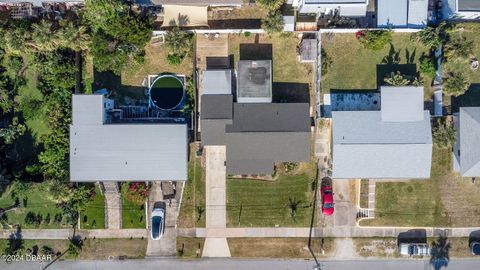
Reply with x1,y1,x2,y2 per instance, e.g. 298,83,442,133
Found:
356,30,392,51
283,162,298,173
432,119,455,148
419,56,436,78
166,53,183,66
244,31,251,37
443,72,470,96
321,48,332,76
124,182,150,204
261,11,284,35
256,0,284,12
164,27,192,66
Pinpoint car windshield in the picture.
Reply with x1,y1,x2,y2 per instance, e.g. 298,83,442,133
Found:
324,189,332,194
324,203,333,208
152,216,163,238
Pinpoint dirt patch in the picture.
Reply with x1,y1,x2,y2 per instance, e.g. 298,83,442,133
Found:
228,238,334,258
354,238,400,258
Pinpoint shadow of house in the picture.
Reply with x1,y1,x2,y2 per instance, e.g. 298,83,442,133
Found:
272,82,310,103
209,19,261,30
376,64,418,87
239,44,273,61
205,56,232,70
451,83,480,113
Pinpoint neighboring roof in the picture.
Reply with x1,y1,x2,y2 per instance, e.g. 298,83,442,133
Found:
201,94,233,120
202,70,232,95
377,0,408,27
459,107,480,176
0,0,83,7
304,0,366,3
299,38,316,62
226,103,311,133
72,94,104,126
332,110,432,179
458,0,480,11
70,124,188,181
237,60,272,103
381,86,424,122
339,5,367,17
408,0,428,27
161,4,208,27
135,0,243,6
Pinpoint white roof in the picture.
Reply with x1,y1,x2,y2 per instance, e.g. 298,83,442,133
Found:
72,94,104,126
408,0,428,27
377,0,408,27
202,70,232,95
381,86,424,122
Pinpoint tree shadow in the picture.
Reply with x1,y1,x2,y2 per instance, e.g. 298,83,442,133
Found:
272,82,310,103
382,43,401,65
469,230,480,247
450,83,480,113
405,48,417,65
93,68,149,102
430,235,450,270
4,226,23,256
239,44,273,61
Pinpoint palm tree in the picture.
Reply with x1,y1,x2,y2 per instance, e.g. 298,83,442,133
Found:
384,71,410,86
26,20,59,52
261,11,284,35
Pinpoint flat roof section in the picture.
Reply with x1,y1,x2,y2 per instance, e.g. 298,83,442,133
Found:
458,0,480,11
236,60,272,103
202,70,232,95
377,0,408,27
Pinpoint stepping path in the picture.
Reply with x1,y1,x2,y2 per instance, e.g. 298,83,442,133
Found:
103,182,122,230
202,146,231,257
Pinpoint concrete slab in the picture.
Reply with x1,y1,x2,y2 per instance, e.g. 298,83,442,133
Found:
202,238,231,257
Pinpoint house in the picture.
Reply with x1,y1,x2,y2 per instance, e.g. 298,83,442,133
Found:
69,94,188,182
377,0,428,28
441,0,480,20
332,86,432,179
292,0,369,17
200,61,311,175
134,0,242,7
453,107,480,177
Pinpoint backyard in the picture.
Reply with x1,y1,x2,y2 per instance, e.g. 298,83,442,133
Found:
0,184,69,229
360,147,480,227
226,161,317,227
177,144,206,228
321,32,432,97
80,187,105,229
121,183,146,229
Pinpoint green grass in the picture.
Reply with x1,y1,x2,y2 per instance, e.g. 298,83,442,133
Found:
177,144,206,228
0,184,69,229
226,162,317,227
228,238,334,258
0,238,147,260
176,237,204,259
321,33,431,97
80,187,105,229
121,184,146,229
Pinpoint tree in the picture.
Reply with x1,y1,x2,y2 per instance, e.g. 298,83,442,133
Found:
26,20,59,52
67,236,83,258
432,119,455,148
413,22,448,50
164,27,192,66
83,0,152,74
261,11,284,35
443,72,470,96
444,35,474,60
256,0,284,12
384,71,410,86
419,56,437,78
55,22,91,52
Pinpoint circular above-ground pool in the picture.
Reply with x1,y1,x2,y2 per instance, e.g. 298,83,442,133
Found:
149,74,185,110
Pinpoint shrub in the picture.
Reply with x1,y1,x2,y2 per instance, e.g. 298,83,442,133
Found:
261,11,284,35
283,162,298,173
321,48,332,76
443,72,470,96
166,53,183,66
432,119,455,148
444,35,474,60
124,182,150,204
41,245,54,256
256,0,284,12
419,56,437,78
244,31,251,37
356,30,392,51
164,27,192,66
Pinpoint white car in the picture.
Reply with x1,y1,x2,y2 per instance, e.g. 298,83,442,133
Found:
151,202,165,240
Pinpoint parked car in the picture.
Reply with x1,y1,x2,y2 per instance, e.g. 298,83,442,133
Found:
471,241,480,255
398,243,430,256
151,202,166,240
321,184,334,216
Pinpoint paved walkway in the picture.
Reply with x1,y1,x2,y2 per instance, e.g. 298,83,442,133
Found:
103,182,121,229
202,146,231,257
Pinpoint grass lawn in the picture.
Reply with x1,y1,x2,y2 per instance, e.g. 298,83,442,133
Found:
177,144,206,228
0,184,69,229
80,187,105,229
121,184,146,229
361,147,480,227
226,162,317,227
176,237,204,259
228,238,334,258
321,33,432,98
359,180,369,208
0,238,147,260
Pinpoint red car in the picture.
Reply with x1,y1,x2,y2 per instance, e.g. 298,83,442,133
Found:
321,185,334,216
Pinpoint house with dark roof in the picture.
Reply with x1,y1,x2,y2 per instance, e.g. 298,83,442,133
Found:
442,0,480,20
332,86,432,179
70,94,188,182
453,107,480,177
200,61,311,175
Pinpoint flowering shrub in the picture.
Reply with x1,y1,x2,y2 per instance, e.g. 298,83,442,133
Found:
125,182,150,204
355,30,392,51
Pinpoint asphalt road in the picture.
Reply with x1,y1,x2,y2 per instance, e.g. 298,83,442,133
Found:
3,258,480,270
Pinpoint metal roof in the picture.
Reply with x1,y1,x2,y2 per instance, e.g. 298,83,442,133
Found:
381,86,424,122
458,0,480,11
72,94,104,126
236,60,272,103
408,0,428,27
299,38,316,62
377,0,408,27
201,70,232,95
332,110,432,179
459,107,480,176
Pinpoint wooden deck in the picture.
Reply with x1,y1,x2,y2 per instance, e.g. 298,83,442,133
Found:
195,33,229,71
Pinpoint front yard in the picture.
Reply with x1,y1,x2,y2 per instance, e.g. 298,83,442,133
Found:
226,162,317,227
361,147,480,227
228,238,334,258
121,183,146,229
321,32,431,97
80,187,105,229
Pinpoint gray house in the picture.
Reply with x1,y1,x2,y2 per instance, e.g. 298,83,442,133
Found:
70,94,188,182
377,0,428,28
332,86,432,179
453,107,480,177
200,62,311,175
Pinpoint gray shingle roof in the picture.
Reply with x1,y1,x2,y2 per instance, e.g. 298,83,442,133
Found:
332,110,432,179
201,94,233,120
459,107,480,176
381,86,424,122
237,60,272,103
